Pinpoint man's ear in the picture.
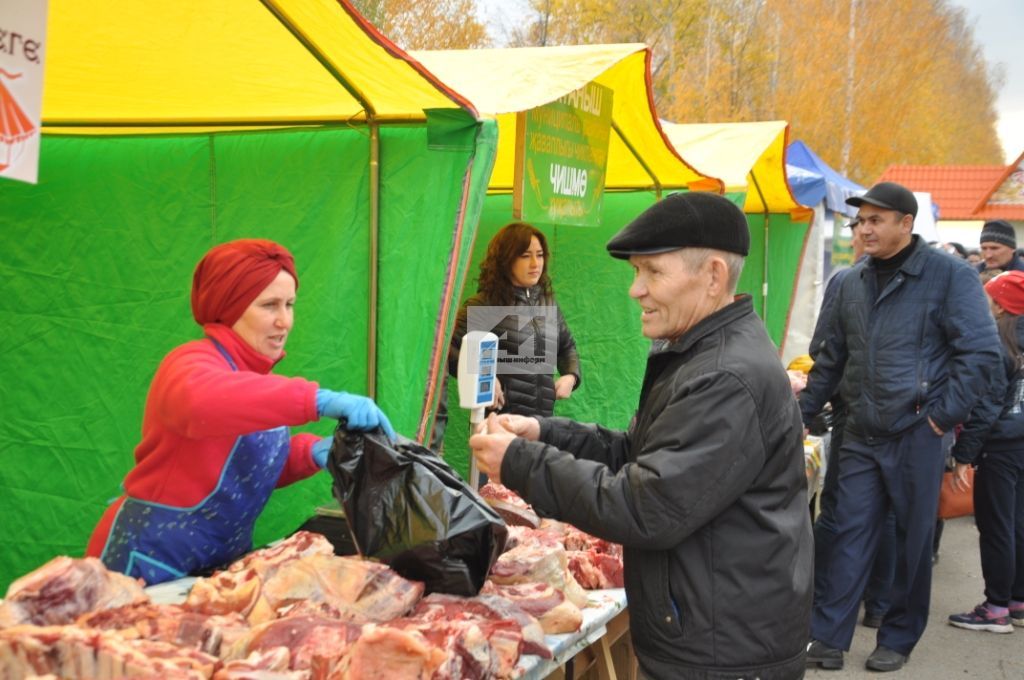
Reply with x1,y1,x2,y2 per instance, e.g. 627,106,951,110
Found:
707,255,729,296
901,213,915,235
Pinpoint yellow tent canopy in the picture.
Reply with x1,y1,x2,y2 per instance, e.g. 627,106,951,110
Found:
413,44,721,193
43,0,474,128
661,120,812,220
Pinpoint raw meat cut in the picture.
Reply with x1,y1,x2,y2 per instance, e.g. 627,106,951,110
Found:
480,582,583,634
479,483,541,528
77,603,250,657
213,646,309,679
227,614,361,673
489,543,589,608
1,557,147,627
567,550,625,590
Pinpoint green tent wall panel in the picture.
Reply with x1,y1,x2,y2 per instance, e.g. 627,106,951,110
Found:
0,121,495,590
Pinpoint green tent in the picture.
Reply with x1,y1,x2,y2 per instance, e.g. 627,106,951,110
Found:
0,0,496,591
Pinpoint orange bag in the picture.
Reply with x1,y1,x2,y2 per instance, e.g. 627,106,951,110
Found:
937,468,975,519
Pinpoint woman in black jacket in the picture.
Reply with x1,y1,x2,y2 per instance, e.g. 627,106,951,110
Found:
449,222,581,419
949,270,1024,633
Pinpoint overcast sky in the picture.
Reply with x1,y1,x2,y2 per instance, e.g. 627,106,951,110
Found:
477,0,1023,163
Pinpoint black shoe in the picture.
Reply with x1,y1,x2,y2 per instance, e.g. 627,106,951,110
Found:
865,645,908,672
862,612,884,628
806,640,844,670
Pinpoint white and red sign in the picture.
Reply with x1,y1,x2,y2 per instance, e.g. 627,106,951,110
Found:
1,0,47,184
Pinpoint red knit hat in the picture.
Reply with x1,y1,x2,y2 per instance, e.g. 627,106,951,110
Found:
191,239,299,327
984,270,1024,316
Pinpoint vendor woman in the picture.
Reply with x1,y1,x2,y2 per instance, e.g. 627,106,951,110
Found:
86,239,394,585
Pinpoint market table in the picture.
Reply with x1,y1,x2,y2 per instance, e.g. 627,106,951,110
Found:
145,580,633,679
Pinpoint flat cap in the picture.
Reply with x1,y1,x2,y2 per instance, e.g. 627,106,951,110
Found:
846,181,918,218
606,192,750,259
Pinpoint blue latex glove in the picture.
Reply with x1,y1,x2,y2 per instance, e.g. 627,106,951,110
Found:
317,388,396,440
312,437,332,470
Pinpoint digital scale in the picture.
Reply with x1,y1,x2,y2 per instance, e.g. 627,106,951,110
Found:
457,331,499,488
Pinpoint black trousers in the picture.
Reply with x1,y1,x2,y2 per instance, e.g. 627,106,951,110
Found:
974,446,1024,606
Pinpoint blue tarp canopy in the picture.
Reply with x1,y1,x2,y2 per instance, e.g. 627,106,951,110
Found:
786,140,864,216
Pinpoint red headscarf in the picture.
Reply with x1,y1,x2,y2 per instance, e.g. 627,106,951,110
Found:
191,239,299,327
985,270,1024,316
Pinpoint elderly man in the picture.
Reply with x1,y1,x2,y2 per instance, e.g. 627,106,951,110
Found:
977,219,1024,273
801,182,1001,672
470,192,812,680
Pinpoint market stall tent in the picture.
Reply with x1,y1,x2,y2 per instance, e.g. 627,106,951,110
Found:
0,0,496,591
661,120,812,353
412,44,722,472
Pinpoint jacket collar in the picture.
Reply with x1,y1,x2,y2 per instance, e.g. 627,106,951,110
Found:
203,323,280,374
653,294,755,358
863,234,928,277
513,285,544,302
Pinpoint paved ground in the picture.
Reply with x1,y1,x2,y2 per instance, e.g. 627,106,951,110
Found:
806,515,1024,678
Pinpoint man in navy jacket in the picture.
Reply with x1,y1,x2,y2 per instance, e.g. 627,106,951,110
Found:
801,182,1001,672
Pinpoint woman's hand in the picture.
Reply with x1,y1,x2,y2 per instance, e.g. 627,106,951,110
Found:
317,389,396,440
554,375,575,400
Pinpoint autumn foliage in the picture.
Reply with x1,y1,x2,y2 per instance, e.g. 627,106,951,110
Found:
362,0,1004,186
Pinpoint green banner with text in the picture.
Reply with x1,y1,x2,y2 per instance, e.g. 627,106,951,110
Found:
513,81,613,227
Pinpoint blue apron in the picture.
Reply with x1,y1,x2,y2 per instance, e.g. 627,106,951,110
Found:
100,338,290,585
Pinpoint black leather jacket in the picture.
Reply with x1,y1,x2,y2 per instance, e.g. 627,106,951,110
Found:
502,296,812,679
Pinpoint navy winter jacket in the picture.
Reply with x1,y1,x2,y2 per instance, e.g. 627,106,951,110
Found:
800,236,1001,441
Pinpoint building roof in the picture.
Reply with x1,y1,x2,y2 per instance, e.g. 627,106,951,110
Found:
878,161,1024,221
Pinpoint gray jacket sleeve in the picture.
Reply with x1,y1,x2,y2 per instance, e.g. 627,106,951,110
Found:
501,371,765,550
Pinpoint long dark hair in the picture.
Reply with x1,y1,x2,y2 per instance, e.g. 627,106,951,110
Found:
996,313,1024,375
477,222,553,305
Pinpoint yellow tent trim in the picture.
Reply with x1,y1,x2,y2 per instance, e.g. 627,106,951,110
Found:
662,120,810,219
413,45,719,192
43,0,474,129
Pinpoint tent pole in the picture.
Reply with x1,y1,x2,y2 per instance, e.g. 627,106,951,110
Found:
611,121,662,197
368,120,380,398
749,171,770,320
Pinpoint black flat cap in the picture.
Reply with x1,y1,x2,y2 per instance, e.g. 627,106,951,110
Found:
606,192,750,259
846,181,918,218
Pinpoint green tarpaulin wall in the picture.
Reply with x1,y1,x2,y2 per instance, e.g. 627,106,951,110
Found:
0,120,497,592
441,192,810,475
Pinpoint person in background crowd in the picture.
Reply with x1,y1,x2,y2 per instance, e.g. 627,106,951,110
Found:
433,223,581,452
801,182,1000,672
967,249,983,267
470,193,812,679
86,239,394,585
939,241,968,259
978,220,1024,273
947,270,1024,633
810,221,896,630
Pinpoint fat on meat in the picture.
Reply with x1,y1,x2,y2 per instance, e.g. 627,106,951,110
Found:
489,543,589,608
480,581,582,634
77,602,251,658
0,557,147,627
226,614,362,673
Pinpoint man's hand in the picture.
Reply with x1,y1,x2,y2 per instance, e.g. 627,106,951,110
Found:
927,417,944,436
554,375,575,400
469,413,519,484
951,462,973,493
494,414,541,440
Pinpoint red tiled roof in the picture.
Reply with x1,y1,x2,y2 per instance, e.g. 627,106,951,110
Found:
876,165,1011,220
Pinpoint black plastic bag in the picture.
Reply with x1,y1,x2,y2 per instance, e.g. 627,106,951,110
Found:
326,428,508,596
